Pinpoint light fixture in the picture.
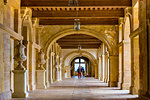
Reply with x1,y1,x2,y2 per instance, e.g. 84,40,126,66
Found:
78,44,82,57
68,0,80,31
68,0,78,6
78,44,82,51
74,19,80,31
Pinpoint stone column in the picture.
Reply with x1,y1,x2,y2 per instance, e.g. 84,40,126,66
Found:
104,52,108,83
55,67,59,81
27,41,33,91
12,41,28,98
46,57,50,88
102,54,105,81
59,67,62,81
98,56,102,80
122,41,131,90
148,18,150,96
95,63,98,79
100,56,103,81
109,55,119,87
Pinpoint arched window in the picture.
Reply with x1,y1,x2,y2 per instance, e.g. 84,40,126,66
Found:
74,58,86,71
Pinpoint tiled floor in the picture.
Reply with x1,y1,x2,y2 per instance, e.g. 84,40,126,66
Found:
10,77,138,100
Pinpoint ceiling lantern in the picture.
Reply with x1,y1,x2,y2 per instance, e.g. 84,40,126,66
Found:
74,19,80,31
68,0,78,6
78,45,82,57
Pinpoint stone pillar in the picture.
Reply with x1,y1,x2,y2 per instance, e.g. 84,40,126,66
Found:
102,54,105,81
55,67,60,81
46,57,50,88
122,41,131,90
59,67,62,81
104,52,108,83
107,55,110,84
95,63,98,79
100,56,103,81
98,56,102,80
109,55,119,87
138,0,149,98
36,70,46,89
27,42,33,91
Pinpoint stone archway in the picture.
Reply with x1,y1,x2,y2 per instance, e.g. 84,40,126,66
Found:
44,27,119,87
44,28,116,58
62,50,97,78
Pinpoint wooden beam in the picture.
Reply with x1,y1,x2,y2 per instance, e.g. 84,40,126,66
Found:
21,0,132,7
60,45,100,49
32,9,124,18
57,42,101,45
39,18,118,25
57,39,100,42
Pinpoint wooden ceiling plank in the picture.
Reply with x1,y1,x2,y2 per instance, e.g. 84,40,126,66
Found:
39,18,118,25
32,9,124,18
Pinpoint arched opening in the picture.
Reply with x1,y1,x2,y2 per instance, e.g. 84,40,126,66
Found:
45,28,113,58
71,57,91,77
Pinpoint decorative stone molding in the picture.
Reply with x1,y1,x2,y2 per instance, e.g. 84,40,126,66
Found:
32,18,39,27
119,18,124,25
14,41,27,70
0,23,23,40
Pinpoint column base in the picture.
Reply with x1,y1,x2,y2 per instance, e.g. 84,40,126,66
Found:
12,92,28,98
130,86,138,94
122,83,130,90
109,81,118,87
104,78,108,83
95,76,98,79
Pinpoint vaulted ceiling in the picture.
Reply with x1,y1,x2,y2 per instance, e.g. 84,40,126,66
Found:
21,0,132,25
57,34,102,49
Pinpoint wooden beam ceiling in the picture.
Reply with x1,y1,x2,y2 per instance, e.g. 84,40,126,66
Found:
32,9,124,18
21,0,131,25
21,0,132,7
57,34,102,49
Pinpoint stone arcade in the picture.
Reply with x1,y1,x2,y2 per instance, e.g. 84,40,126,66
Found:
0,0,150,100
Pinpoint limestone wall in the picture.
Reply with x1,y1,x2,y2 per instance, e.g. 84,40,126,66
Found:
0,0,22,99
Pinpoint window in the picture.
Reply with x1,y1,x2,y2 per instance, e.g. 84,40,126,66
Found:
74,58,86,71
75,59,79,62
80,59,85,62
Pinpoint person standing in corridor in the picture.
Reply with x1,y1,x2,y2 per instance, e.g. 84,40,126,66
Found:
77,66,81,79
